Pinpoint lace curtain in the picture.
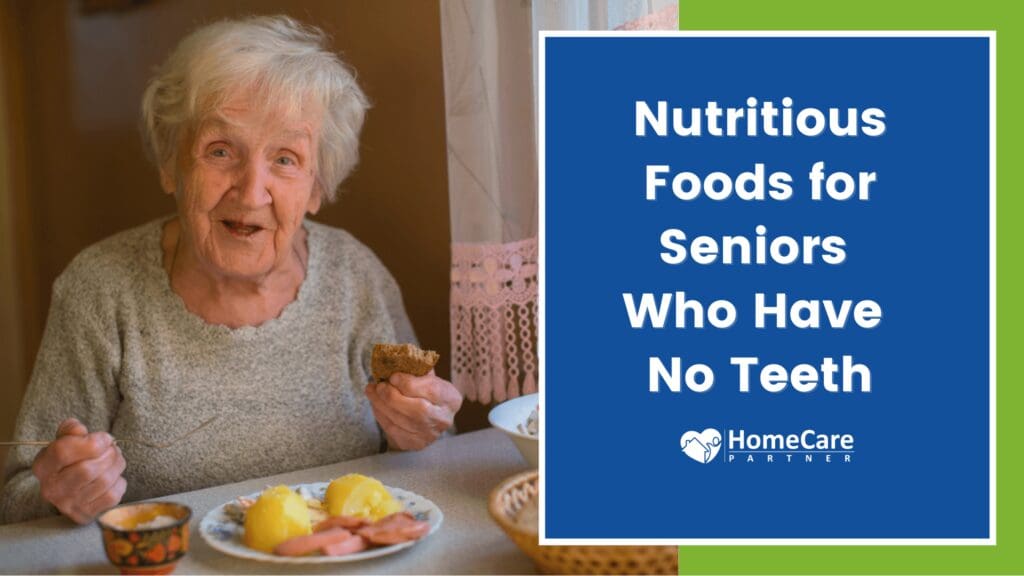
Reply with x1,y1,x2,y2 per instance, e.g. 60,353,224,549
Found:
440,0,677,404
533,0,678,31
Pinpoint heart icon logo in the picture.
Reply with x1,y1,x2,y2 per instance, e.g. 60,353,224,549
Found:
680,428,722,464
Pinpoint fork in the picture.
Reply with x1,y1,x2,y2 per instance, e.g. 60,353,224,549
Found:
0,416,218,449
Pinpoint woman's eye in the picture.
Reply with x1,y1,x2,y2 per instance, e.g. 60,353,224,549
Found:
276,156,296,166
209,148,229,158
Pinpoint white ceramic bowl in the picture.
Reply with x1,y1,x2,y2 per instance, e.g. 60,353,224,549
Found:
488,393,538,468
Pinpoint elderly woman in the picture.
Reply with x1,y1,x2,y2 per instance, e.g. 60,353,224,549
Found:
0,16,461,525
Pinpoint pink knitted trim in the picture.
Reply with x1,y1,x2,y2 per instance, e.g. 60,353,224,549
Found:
450,238,538,404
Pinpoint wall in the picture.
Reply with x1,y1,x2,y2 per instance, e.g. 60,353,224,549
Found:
0,0,30,471
2,0,490,469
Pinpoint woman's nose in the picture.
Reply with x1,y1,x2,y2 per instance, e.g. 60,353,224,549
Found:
234,160,273,207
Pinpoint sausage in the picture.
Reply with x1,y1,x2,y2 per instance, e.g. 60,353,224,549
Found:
356,512,430,545
366,519,427,545
321,534,369,556
314,515,367,532
273,528,353,556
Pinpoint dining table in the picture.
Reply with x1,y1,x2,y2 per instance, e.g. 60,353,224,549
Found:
0,428,537,574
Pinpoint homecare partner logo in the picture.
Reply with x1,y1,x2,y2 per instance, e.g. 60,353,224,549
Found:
681,428,855,464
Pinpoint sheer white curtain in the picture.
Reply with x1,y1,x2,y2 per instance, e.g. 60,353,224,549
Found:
440,0,677,404
533,0,678,31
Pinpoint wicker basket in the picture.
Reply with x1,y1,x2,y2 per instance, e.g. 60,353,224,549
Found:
488,470,677,575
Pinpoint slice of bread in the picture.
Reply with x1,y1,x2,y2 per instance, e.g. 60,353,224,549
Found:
371,343,440,382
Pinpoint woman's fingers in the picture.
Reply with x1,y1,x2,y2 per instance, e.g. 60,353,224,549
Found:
67,439,114,478
367,371,463,452
68,474,127,525
57,418,89,438
37,432,113,481
34,435,105,501
387,372,463,413
373,383,452,434
44,446,114,518
387,372,442,403
63,507,90,526
79,446,126,506
366,384,438,450
85,475,127,519
49,435,115,486
366,385,424,438
59,448,127,524
367,397,420,451
31,420,125,524
32,422,92,481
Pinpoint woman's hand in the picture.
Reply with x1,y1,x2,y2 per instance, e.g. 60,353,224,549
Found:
365,370,463,451
31,418,127,524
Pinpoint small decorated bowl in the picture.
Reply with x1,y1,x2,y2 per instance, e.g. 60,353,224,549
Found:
97,502,191,575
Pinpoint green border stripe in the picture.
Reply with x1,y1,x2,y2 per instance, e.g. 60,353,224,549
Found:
677,1,1021,574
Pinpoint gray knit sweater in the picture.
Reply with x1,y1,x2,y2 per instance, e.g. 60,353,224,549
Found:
0,217,415,524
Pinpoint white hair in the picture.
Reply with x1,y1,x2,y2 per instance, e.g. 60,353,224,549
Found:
140,15,369,202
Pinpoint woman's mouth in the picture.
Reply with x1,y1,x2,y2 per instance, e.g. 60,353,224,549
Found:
221,219,264,238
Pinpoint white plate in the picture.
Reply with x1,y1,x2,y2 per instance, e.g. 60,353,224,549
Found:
199,482,443,564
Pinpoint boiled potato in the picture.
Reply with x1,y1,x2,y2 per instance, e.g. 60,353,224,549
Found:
324,474,402,521
243,485,311,553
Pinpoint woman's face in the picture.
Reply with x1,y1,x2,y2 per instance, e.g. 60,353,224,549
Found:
165,91,322,280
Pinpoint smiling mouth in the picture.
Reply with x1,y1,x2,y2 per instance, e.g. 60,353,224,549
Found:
220,219,264,237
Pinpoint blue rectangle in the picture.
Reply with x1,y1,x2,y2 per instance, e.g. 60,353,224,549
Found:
542,36,991,540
